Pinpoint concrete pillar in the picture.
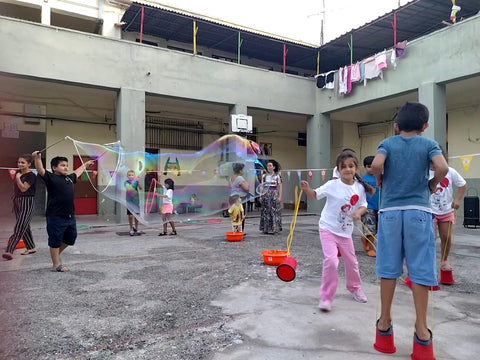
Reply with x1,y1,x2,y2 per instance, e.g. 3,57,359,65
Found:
418,82,447,150
41,1,51,25
229,104,248,117
114,87,146,223
306,113,330,214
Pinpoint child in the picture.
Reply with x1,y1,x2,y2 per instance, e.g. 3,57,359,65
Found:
32,151,94,272
430,152,466,279
3,154,37,260
228,197,245,232
124,170,142,236
158,178,177,236
360,155,379,257
300,150,374,312
371,102,448,357
229,163,249,233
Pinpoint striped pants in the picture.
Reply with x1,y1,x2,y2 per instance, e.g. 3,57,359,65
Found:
6,197,36,254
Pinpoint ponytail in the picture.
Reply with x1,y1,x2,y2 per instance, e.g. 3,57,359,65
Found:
355,173,375,196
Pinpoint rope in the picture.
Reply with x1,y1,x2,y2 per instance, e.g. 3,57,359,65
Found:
355,220,377,251
285,186,303,256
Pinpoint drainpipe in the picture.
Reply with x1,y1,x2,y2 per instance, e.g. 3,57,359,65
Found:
94,0,104,34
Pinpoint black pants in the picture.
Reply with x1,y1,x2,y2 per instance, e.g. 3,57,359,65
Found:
6,197,36,254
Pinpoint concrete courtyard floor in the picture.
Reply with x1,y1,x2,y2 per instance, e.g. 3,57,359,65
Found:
1,211,479,359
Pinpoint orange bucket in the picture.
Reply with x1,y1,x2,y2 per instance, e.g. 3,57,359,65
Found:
261,249,288,266
277,256,297,282
225,232,244,242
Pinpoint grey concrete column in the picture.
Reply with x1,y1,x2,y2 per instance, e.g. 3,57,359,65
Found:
418,82,446,149
41,2,51,25
230,103,248,116
113,87,146,223
306,113,330,214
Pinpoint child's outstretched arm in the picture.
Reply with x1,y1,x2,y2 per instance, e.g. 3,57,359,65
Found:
74,159,94,178
300,180,317,199
32,151,46,177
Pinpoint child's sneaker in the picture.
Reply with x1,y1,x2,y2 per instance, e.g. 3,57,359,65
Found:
133,228,140,236
351,288,368,303
318,299,332,312
129,230,135,236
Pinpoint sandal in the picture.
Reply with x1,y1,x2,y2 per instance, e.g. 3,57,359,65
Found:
169,231,177,235
21,249,37,255
54,264,70,272
158,232,167,236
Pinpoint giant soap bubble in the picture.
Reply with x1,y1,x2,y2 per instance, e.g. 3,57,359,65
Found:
71,135,266,229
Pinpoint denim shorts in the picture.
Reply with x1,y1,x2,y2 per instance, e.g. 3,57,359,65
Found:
376,209,437,286
46,215,77,248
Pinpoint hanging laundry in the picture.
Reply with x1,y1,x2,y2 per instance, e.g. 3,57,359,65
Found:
363,56,383,86
346,65,352,94
375,51,387,71
359,61,365,82
390,48,397,69
315,71,335,90
350,62,361,82
338,66,348,95
395,40,407,58
325,71,335,89
316,74,326,89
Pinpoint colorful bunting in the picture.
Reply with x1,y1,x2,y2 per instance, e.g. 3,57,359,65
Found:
460,155,472,173
308,170,313,181
9,169,16,180
321,169,326,181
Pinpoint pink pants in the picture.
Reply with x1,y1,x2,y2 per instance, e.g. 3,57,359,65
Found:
319,228,362,302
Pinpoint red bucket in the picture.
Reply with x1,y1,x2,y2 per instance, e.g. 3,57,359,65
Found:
276,256,297,282
440,268,454,285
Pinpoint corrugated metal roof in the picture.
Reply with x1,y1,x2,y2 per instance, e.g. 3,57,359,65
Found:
121,0,480,74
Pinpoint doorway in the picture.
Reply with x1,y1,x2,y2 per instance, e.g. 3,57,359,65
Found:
73,155,97,215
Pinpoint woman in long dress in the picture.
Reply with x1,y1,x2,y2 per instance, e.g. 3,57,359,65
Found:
259,160,282,234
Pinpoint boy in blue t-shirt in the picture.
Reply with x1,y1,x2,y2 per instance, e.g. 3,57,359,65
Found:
360,156,378,257
371,102,448,358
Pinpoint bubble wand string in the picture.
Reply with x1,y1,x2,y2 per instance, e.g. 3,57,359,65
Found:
70,137,123,194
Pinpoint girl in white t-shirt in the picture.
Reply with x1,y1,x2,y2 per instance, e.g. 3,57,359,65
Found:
429,163,466,274
300,150,374,312
158,178,177,236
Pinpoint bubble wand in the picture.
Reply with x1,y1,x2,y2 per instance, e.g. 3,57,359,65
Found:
36,136,69,154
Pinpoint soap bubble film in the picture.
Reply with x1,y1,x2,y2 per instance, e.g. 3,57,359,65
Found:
72,135,265,229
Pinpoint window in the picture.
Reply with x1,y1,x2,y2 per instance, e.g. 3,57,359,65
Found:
146,116,203,150
298,132,306,146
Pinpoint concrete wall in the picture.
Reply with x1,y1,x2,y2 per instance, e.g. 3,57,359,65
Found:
0,16,316,116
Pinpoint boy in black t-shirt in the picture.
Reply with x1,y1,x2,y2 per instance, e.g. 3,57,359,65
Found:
32,151,94,272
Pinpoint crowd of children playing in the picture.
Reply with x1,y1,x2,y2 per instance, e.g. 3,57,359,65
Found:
3,101,468,360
